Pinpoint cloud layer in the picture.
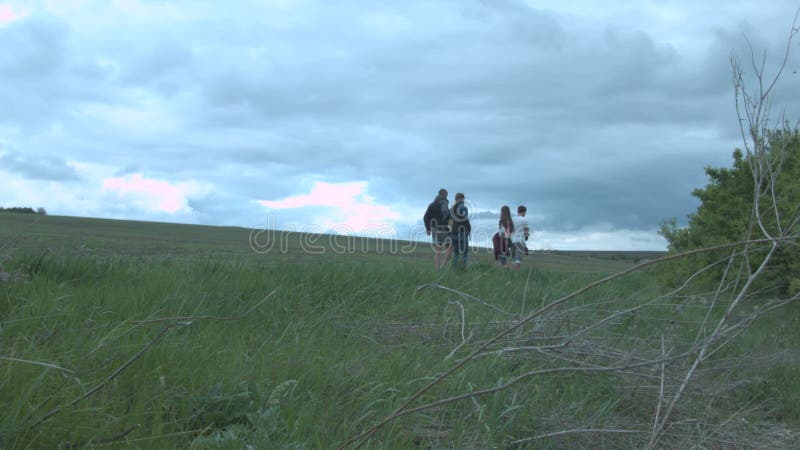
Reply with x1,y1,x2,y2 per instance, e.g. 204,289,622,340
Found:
2,0,799,249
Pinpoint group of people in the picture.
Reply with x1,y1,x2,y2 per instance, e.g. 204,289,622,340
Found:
493,204,531,269
423,188,530,270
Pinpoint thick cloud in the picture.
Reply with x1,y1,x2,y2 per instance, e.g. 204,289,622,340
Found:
1,0,799,249
0,151,80,181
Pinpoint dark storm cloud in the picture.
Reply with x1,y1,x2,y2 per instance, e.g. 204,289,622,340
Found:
1,0,799,249
162,0,746,226
0,16,68,128
0,15,66,79
0,152,81,181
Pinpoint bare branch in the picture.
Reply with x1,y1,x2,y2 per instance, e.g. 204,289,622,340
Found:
131,289,278,324
416,283,509,315
341,235,800,449
510,428,649,445
59,424,140,449
0,356,74,375
650,334,668,442
94,427,212,447
369,351,694,427
693,250,737,348
521,268,532,316
29,290,278,430
474,253,736,359
648,242,781,448
444,300,473,360
761,8,800,100
29,324,178,429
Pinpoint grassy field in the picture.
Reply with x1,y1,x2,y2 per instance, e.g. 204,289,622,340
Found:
1,213,798,449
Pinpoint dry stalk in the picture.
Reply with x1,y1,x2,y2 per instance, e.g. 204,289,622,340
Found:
30,323,178,429
0,356,74,376
510,428,649,446
473,254,730,360
59,424,140,448
340,235,800,449
132,289,278,324
28,289,278,430
520,268,531,316
647,242,774,450
651,334,667,441
94,426,212,447
646,13,800,446
443,300,473,360
376,351,694,423
416,282,509,315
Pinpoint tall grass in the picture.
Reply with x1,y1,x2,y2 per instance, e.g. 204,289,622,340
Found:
1,221,798,448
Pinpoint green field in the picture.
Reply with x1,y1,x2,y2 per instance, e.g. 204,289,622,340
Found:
1,213,798,448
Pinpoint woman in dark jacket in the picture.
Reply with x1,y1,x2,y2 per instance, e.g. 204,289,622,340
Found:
496,205,514,268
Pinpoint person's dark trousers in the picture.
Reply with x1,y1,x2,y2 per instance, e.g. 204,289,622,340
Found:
451,231,469,269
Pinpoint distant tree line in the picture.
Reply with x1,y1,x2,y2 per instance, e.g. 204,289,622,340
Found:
0,206,47,215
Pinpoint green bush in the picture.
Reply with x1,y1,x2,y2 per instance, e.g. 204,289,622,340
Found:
659,129,800,295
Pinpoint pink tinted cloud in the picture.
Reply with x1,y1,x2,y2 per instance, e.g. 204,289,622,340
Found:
0,4,23,24
259,181,402,231
102,173,192,213
260,181,367,209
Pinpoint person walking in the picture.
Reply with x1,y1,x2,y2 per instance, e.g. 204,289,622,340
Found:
424,188,451,270
449,192,471,269
511,205,530,271
497,205,514,268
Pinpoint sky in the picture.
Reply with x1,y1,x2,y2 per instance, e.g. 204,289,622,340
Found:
2,0,799,250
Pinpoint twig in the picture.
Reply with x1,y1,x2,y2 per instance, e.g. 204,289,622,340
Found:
521,269,531,316
30,289,279,430
444,300,471,360
532,347,607,370
444,329,473,361
0,356,74,375
647,242,780,449
59,424,140,448
30,324,179,429
473,255,724,359
132,289,278,324
650,334,667,442
374,352,695,425
341,235,799,449
694,398,759,449
417,283,509,315
510,428,648,445
76,326,175,406
695,250,738,348
558,256,726,348
95,426,212,447
704,293,800,361
450,300,466,343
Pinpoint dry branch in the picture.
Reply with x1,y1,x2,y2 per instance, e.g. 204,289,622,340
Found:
30,324,178,429
340,234,800,449
416,283,509,315
59,424,140,448
28,289,279,430
0,356,74,375
132,289,278,324
375,351,694,423
510,428,649,446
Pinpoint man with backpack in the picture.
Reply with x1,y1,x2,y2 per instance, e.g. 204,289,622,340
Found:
424,188,451,269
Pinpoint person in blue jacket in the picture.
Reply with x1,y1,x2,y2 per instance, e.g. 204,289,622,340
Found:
449,192,471,269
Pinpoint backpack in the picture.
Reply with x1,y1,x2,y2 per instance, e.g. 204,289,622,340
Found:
424,200,448,231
